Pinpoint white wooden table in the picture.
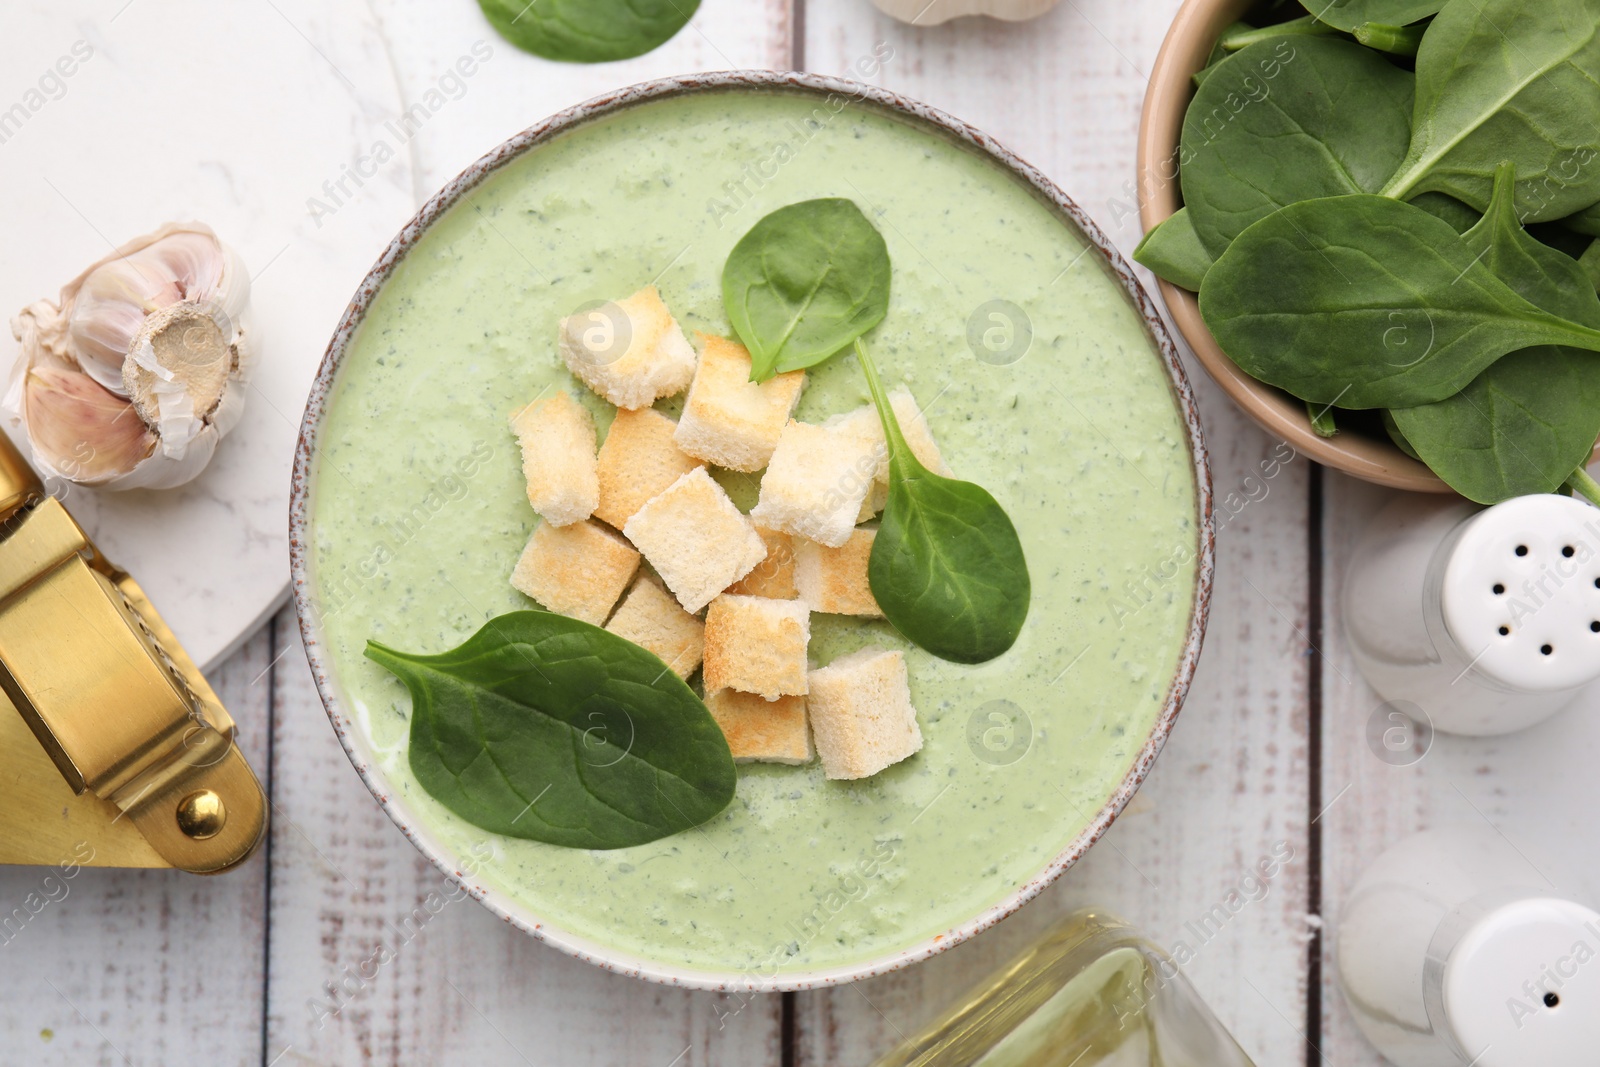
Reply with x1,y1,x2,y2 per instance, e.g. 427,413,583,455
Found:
4,2,1598,1064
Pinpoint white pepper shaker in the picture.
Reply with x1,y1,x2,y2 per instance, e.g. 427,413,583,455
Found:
1339,825,1600,1067
1344,493,1600,735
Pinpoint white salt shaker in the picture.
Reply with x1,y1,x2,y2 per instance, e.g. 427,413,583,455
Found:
1344,493,1600,735
1339,825,1600,1067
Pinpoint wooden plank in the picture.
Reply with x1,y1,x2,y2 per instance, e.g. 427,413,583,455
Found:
0,627,272,1066
261,5,794,1065
794,4,1315,1064
1316,473,1600,1063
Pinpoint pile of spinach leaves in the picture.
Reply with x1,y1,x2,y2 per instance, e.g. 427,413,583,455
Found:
1135,0,1600,506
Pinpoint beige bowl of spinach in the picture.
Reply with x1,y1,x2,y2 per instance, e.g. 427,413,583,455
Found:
1137,0,1600,505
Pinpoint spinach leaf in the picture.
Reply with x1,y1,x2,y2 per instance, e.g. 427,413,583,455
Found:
1181,37,1414,257
1583,241,1600,291
1564,201,1600,238
478,0,699,63
1199,193,1600,407
1379,0,1600,221
1303,0,1441,32
1389,164,1600,502
1391,347,1600,501
1133,208,1216,291
1409,191,1481,234
723,199,891,381
857,340,1030,665
367,611,735,849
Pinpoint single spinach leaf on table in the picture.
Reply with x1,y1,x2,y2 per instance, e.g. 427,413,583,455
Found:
1133,208,1216,291
1181,36,1414,258
367,611,736,849
1199,193,1600,407
856,340,1030,665
1379,0,1600,221
722,198,891,382
479,0,700,62
1390,164,1600,502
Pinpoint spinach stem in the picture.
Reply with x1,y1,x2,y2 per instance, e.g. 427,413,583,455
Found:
854,338,917,471
1219,16,1339,51
1567,466,1600,508
1354,21,1426,56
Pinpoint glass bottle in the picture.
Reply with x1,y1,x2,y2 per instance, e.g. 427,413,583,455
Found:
872,908,1255,1067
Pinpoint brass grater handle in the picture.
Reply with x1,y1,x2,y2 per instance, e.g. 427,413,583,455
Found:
0,436,266,874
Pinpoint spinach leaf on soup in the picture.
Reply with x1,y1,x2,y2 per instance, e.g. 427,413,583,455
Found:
1199,193,1600,407
367,611,735,849
1133,207,1216,291
855,341,1030,665
1390,164,1600,502
478,0,700,63
1379,0,1600,221
1180,36,1414,258
722,198,891,381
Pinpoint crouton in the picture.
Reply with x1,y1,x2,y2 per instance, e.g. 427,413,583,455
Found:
622,468,767,613
559,286,697,409
702,594,810,699
594,407,703,529
510,519,639,625
726,526,797,599
674,335,806,471
604,576,705,678
748,419,880,548
795,528,882,617
705,689,812,764
806,649,922,780
509,391,599,527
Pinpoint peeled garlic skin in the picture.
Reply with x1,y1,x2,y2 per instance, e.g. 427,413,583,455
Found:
6,222,252,491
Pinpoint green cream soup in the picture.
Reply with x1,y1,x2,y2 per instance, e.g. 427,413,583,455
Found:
309,88,1199,976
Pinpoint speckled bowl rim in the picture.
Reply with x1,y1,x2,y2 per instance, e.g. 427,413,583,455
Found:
289,70,1216,992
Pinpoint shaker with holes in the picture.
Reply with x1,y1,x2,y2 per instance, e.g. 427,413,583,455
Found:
1339,825,1600,1067
1343,493,1600,735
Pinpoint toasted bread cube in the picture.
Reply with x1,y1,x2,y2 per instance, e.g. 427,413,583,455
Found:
674,335,806,471
795,528,882,617
807,649,922,780
510,519,639,625
726,526,798,599
509,391,599,527
748,420,880,548
604,576,705,678
559,286,697,409
594,408,703,529
702,594,810,699
705,689,812,764
622,468,767,613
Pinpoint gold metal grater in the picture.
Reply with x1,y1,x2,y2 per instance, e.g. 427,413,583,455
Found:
0,434,266,874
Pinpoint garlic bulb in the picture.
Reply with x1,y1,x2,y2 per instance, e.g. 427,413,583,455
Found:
6,222,252,490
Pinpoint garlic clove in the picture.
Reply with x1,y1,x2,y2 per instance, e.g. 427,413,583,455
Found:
23,365,156,484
